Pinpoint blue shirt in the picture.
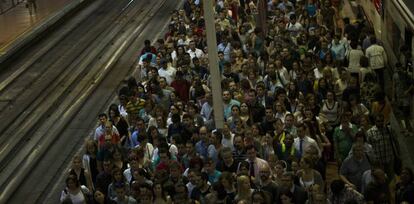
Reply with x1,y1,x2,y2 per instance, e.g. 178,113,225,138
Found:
196,140,208,159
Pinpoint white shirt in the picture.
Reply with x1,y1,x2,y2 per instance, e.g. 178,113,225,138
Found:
365,44,387,69
294,136,321,157
221,134,235,150
187,48,204,59
158,66,176,84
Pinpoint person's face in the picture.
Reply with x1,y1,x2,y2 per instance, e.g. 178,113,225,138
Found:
159,79,167,88
229,82,237,91
291,161,299,172
222,91,231,101
170,167,180,178
159,153,169,163
73,158,82,169
375,116,384,128
222,152,233,165
327,92,334,101
234,137,243,149
305,110,313,119
103,161,112,172
114,171,123,181
284,135,293,146
170,105,179,114
231,106,240,116
353,146,364,160
300,159,309,169
275,164,284,175
257,87,265,96
297,126,307,137
99,116,107,126
400,169,412,183
252,194,265,204
281,194,292,204
240,103,249,113
67,179,77,190
199,127,208,141
285,116,294,127
247,148,256,161
94,191,105,202
136,120,145,130
281,175,293,188
265,109,273,119
154,184,162,195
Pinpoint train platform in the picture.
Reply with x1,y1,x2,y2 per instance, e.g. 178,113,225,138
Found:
0,0,88,61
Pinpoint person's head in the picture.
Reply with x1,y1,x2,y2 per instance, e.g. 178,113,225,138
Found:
71,155,82,170
94,190,106,203
103,159,113,173
65,174,80,190
281,172,295,188
98,113,108,126
275,160,287,176
237,175,251,192
252,190,267,204
246,145,257,161
220,147,234,166
352,143,365,160
330,179,345,196
199,126,208,142
222,90,232,103
233,135,244,150
400,167,414,184
112,167,125,183
300,155,314,170
296,122,309,138
284,113,295,128
374,113,385,128
279,188,294,204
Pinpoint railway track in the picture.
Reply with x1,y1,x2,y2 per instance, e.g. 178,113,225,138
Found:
0,0,178,203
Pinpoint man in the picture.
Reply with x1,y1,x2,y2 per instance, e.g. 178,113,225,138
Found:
340,143,371,192
233,135,247,163
217,147,238,173
294,123,320,159
94,113,119,141
261,106,275,134
333,111,358,165
276,133,300,166
246,89,265,123
284,113,297,136
366,113,396,177
187,40,204,59
96,159,113,195
221,124,235,150
222,90,240,119
259,165,279,203
204,158,222,184
114,182,138,204
158,59,176,85
190,172,212,202
280,172,307,204
256,82,273,108
129,118,146,148
125,90,146,124
245,145,270,184
195,126,209,160
365,37,387,88
200,92,213,122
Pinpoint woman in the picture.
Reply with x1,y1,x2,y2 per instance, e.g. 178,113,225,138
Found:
60,175,92,204
349,95,369,125
396,167,414,204
297,155,325,191
272,160,287,185
93,190,115,204
69,155,93,191
227,105,242,128
259,134,274,161
109,105,129,146
83,139,99,184
112,147,128,171
153,182,172,204
235,175,253,203
107,168,129,200
239,102,252,126
274,102,290,122
319,90,341,130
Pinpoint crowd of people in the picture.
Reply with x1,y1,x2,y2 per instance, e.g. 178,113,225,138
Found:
60,0,414,203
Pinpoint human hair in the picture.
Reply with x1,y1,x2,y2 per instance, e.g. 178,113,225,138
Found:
65,174,80,188
279,188,295,202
